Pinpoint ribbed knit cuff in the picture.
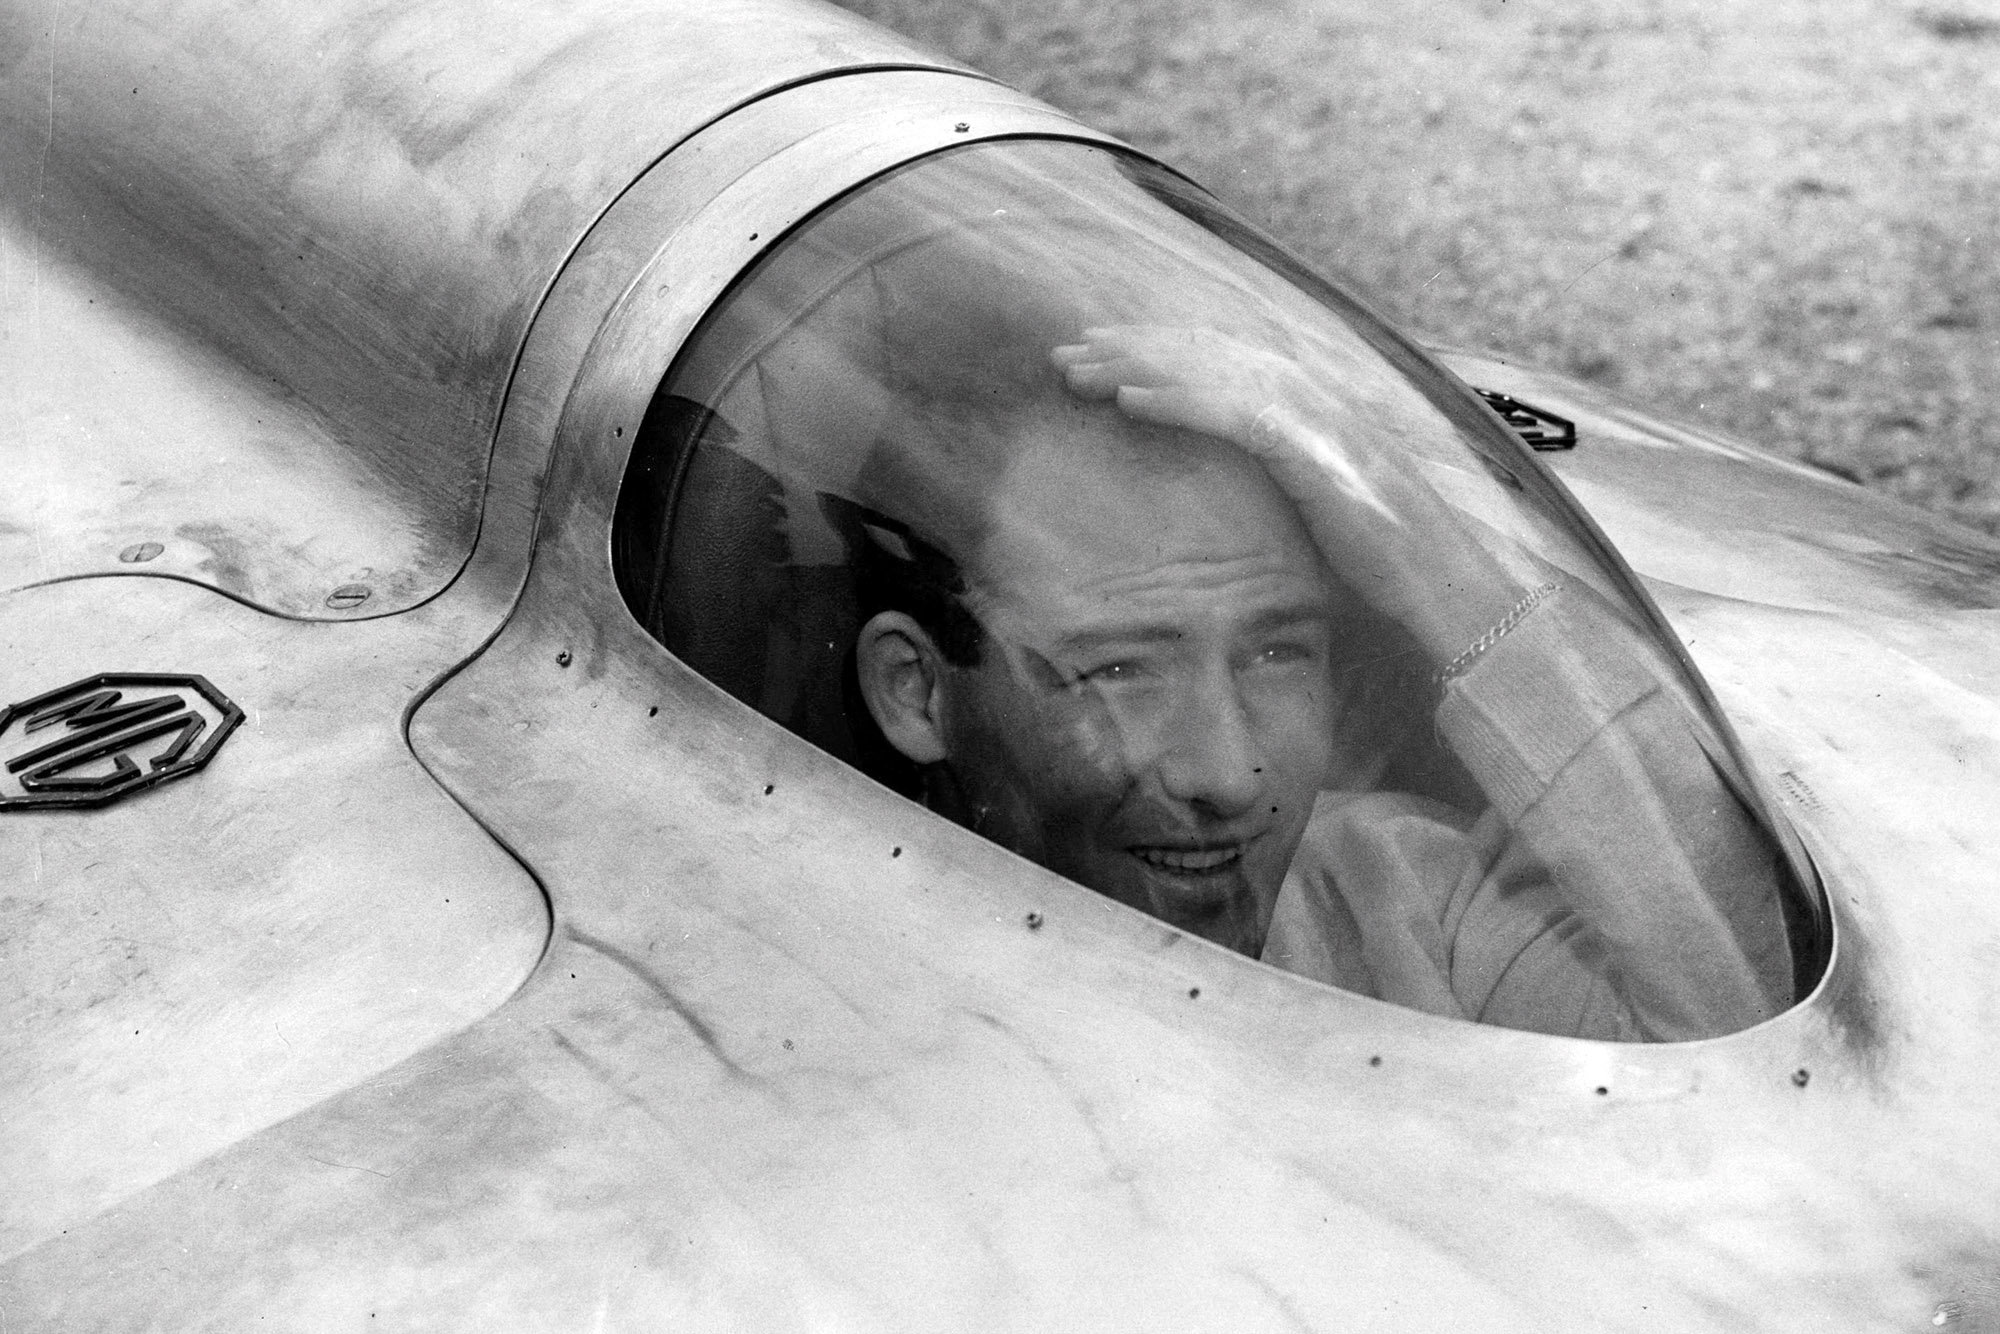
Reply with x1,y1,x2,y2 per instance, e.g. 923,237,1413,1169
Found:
1432,600,1661,822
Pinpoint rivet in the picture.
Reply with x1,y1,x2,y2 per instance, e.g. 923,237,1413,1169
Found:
954,121,970,133
325,583,371,609
1792,1067,1811,1088
555,650,573,667
118,541,164,563
1025,911,1043,930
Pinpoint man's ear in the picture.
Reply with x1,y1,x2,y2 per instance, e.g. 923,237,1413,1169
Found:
854,610,952,766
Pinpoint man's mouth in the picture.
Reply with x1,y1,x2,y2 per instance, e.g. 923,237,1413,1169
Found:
1128,844,1244,875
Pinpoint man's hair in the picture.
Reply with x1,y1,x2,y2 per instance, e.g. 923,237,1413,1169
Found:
828,368,1266,795
818,493,977,798
823,495,985,667
824,354,1076,796
838,351,1073,654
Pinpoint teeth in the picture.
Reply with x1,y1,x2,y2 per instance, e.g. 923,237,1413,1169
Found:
1132,846,1240,873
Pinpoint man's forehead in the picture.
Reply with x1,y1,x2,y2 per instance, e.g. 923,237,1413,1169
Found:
965,426,1343,627
1045,597,1339,652
997,399,1206,492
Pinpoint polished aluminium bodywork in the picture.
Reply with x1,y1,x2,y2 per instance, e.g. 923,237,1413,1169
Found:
3,0,1999,1328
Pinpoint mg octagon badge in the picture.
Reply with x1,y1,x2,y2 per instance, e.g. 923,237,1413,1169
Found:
0,673,245,811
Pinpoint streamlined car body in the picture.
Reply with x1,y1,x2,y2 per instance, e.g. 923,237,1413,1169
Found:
3,1,1998,1328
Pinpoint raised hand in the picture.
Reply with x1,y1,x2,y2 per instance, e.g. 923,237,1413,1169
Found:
1050,325,1511,660
1051,326,1310,444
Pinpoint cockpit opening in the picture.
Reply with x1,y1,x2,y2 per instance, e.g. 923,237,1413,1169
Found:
613,139,1823,1042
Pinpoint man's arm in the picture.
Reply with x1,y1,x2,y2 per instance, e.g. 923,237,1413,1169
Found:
1433,591,1794,1038
1057,327,1794,1039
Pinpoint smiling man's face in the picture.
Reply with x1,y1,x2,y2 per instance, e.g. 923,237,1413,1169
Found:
935,426,1340,955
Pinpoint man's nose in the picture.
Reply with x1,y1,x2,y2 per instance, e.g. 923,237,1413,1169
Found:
1152,678,1267,818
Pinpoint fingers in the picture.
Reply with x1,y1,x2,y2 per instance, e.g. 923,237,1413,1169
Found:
1048,348,1126,399
1052,327,1273,442
1053,353,1183,399
1053,326,1206,369
1050,354,1232,437
1055,369,1119,401
1112,385,1233,439
1050,327,1208,395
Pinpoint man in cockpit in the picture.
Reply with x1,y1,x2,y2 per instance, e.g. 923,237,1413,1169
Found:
845,328,1793,1042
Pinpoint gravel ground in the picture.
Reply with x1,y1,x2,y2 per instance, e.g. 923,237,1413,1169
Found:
836,0,2000,534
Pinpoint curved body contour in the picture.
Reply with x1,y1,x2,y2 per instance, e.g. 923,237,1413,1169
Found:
2,1,1998,1328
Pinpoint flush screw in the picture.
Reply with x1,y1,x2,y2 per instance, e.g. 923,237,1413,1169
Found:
325,584,371,610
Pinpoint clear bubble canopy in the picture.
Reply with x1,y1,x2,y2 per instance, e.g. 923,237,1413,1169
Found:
614,139,1819,1041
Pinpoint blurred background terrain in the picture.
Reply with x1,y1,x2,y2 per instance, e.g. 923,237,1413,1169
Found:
836,0,2000,534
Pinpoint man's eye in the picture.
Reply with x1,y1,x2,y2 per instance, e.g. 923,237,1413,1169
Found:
1077,660,1143,685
